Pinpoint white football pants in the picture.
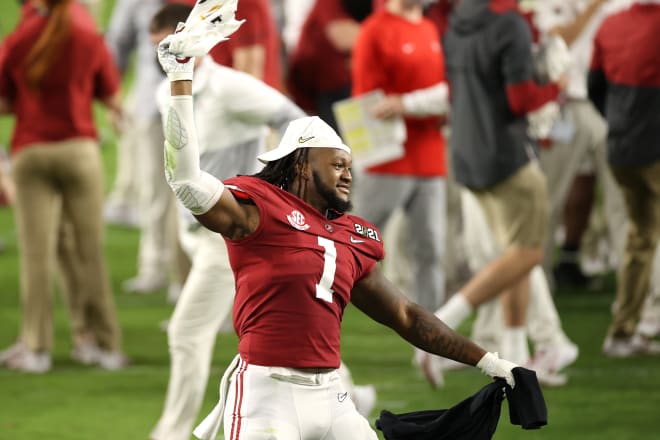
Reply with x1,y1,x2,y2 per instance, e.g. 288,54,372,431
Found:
221,358,378,440
151,225,235,440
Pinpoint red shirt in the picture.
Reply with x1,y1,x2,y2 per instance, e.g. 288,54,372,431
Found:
286,0,355,111
0,9,119,153
224,176,384,368
209,0,282,90
352,10,447,176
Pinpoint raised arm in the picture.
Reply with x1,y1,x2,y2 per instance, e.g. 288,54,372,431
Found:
351,265,518,386
157,38,258,240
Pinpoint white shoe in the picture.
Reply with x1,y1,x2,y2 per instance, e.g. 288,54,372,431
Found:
2,344,51,373
0,341,26,364
603,334,660,358
72,342,128,370
352,385,377,417
528,341,579,374
123,275,168,294
526,341,578,388
413,348,445,389
97,350,129,370
71,341,102,365
637,317,660,339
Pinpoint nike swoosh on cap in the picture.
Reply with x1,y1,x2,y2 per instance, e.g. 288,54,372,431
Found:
298,135,315,143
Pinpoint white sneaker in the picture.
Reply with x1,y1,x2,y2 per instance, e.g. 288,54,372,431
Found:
0,341,26,364
603,334,660,358
352,385,377,417
72,342,128,370
528,341,579,374
637,317,660,339
526,341,578,388
413,348,445,389
123,275,168,294
3,346,51,373
97,350,129,370
71,341,102,365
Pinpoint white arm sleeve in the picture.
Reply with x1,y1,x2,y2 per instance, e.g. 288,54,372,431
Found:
402,82,450,116
164,95,224,215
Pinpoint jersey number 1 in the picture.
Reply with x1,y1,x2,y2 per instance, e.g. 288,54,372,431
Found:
316,237,337,303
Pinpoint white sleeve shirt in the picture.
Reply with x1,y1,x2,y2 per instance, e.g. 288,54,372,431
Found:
533,0,628,99
157,57,301,155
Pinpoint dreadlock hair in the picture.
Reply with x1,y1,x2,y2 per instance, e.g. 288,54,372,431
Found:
24,0,73,90
253,148,310,199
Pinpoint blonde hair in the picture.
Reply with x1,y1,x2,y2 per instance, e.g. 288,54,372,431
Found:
24,0,74,90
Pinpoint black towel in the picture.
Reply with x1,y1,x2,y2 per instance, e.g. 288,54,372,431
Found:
375,367,547,440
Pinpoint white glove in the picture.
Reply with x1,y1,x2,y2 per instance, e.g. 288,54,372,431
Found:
157,32,195,82
476,352,518,388
527,101,560,140
167,0,245,58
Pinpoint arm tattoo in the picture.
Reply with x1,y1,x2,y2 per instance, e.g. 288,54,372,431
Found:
408,303,482,366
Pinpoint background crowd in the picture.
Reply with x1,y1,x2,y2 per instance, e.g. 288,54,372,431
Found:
0,0,659,438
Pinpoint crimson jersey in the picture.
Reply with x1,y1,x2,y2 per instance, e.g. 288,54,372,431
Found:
224,176,385,368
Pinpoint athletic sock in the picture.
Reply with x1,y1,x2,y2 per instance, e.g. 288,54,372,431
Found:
435,292,473,330
500,326,530,365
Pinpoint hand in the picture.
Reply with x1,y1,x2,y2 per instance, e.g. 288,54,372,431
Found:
370,95,405,119
157,32,195,82
556,73,569,91
476,352,518,388
527,101,560,140
107,107,124,135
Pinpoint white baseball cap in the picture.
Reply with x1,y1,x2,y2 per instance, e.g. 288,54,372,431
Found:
257,116,351,164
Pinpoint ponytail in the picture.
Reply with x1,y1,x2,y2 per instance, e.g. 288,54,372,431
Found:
24,0,73,90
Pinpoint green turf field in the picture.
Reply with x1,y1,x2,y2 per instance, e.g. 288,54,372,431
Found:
1,2,659,439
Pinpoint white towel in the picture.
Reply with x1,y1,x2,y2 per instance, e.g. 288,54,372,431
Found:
193,354,241,440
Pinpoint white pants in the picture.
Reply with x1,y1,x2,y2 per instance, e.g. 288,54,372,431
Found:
134,117,178,279
461,189,571,351
106,93,140,210
220,358,377,440
151,226,235,440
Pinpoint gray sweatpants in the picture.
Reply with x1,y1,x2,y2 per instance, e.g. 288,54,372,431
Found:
352,172,446,311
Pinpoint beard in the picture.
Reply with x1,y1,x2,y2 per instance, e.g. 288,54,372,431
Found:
313,171,353,213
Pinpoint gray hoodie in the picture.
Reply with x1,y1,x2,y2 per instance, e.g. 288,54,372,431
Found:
444,0,538,189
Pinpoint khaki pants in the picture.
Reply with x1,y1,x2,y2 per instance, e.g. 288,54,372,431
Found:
609,160,660,338
12,139,121,352
472,161,549,249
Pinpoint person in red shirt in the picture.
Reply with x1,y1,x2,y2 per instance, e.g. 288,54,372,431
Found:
0,0,126,373
286,0,373,130
350,0,450,335
208,0,282,89
155,32,519,439
589,0,660,357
